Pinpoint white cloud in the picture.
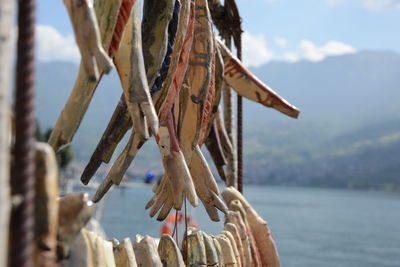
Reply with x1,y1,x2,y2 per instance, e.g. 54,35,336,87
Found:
36,25,80,62
242,32,275,67
240,32,355,66
298,40,356,62
274,37,288,48
282,52,299,63
32,25,355,68
327,0,400,10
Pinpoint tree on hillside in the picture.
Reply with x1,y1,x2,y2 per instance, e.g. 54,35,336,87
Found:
36,122,74,171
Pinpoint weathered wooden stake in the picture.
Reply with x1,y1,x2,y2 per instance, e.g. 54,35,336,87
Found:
0,0,14,265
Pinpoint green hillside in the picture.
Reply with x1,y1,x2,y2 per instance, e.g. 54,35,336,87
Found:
36,51,400,190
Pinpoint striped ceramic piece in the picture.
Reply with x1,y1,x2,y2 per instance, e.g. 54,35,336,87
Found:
142,0,176,88
114,2,158,140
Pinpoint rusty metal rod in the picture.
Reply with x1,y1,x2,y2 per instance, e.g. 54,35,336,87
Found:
225,0,244,193
10,0,36,266
237,96,243,193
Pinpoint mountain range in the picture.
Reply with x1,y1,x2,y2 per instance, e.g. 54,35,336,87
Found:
36,50,400,191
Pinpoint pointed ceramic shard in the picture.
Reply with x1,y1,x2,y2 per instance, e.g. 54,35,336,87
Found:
218,38,300,119
80,95,131,185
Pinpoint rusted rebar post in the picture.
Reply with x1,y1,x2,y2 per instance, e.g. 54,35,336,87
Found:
0,0,15,265
235,24,243,194
10,0,36,266
224,0,243,193
237,68,243,193
222,36,238,189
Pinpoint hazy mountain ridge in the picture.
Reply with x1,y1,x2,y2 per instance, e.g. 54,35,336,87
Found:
36,50,400,190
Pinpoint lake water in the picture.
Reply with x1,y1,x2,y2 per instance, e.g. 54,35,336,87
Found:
97,185,400,267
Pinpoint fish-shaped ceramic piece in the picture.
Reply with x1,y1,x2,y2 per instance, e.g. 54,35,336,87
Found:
114,0,159,140
211,235,224,266
144,0,197,214
222,187,281,267
83,231,104,267
90,0,179,200
188,145,227,221
228,200,262,267
63,0,113,81
217,39,300,119
224,209,252,267
61,229,94,267
158,234,185,266
80,95,131,185
57,193,95,259
162,0,226,222
181,228,207,266
203,42,227,182
202,232,220,267
113,238,138,267
89,0,197,209
206,105,234,184
49,0,125,151
214,107,233,159
215,234,237,267
204,121,227,181
133,235,162,267
154,0,192,111
178,0,213,156
155,110,198,211
150,0,181,97
221,230,240,266
34,143,59,266
198,36,217,146
150,0,197,213
207,0,224,28
91,231,119,267
224,223,245,267
103,237,116,267
84,0,180,185
142,0,177,89
92,132,145,203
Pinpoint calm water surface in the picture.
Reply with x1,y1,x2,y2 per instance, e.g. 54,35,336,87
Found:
98,185,400,267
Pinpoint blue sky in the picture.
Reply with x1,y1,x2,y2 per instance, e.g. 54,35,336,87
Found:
36,0,400,67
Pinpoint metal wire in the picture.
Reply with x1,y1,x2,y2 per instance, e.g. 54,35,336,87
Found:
10,0,36,266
